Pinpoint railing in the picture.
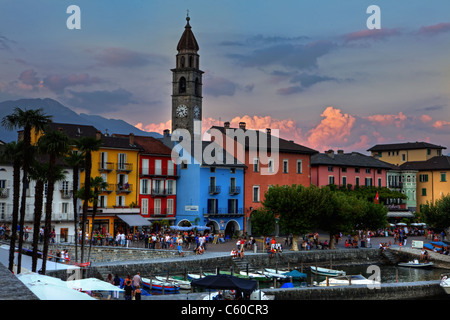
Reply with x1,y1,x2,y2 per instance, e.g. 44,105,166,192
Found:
116,163,133,172
229,186,241,195
0,188,10,199
203,207,244,215
60,190,73,199
98,162,114,172
116,184,133,194
149,208,174,216
208,185,221,195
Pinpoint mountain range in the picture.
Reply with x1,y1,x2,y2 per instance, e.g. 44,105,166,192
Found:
0,98,162,143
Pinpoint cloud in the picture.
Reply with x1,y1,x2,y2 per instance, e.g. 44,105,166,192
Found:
43,73,102,94
203,74,254,97
93,47,168,68
420,114,432,123
417,22,450,36
343,28,400,43
0,33,15,51
227,40,336,71
65,88,136,113
433,120,450,129
18,69,41,90
364,112,407,128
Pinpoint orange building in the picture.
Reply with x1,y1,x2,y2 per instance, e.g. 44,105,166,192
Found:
210,122,318,233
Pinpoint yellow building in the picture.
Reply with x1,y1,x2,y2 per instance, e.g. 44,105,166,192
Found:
368,142,446,166
400,156,450,210
31,123,145,238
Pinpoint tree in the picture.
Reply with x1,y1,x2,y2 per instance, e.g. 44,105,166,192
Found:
2,107,51,274
249,208,276,237
419,195,450,236
37,129,70,274
0,141,23,272
64,149,85,264
263,185,333,251
28,160,49,272
87,176,107,263
76,136,102,264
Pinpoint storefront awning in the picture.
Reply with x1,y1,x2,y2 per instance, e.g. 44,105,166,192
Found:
387,211,414,218
117,214,151,227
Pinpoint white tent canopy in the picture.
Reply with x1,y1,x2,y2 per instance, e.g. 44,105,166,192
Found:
66,278,123,292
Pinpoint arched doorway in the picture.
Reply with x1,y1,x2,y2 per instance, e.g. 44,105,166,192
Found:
225,220,240,238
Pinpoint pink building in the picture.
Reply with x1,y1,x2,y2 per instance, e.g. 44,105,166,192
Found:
311,150,391,188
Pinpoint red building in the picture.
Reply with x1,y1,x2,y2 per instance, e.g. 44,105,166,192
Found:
115,134,178,224
210,122,318,234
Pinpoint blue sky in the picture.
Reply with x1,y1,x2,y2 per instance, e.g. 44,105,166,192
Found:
1,0,450,153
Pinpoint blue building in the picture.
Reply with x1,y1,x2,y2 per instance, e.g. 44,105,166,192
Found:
175,141,246,237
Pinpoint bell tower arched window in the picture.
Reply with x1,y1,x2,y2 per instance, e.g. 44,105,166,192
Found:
179,77,186,94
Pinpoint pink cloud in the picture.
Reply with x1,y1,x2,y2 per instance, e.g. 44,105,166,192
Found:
433,120,450,129
420,114,432,123
417,22,450,36
344,28,400,43
364,112,407,128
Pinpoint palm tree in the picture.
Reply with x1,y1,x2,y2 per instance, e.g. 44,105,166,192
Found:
0,141,23,272
37,129,70,275
2,107,51,274
28,160,49,272
63,149,85,264
75,136,102,264
87,176,108,264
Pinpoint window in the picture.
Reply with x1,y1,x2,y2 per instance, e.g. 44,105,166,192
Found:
118,153,127,170
365,168,371,174
283,160,288,173
230,168,236,174
355,177,360,187
342,167,347,173
253,186,260,202
181,160,188,169
61,181,70,196
402,154,406,161
166,180,176,195
441,173,447,182
228,199,238,213
141,198,148,215
207,198,218,214
153,180,162,194
355,167,360,173
297,160,303,174
179,77,186,93
140,179,149,195
328,176,335,185
167,160,174,176
99,195,107,208
0,202,5,219
328,166,333,172
155,159,162,175
365,178,373,187
377,169,382,174
419,174,429,182
116,196,125,207
210,167,216,173
422,188,427,196
142,159,149,175
268,159,274,173
167,199,174,215
154,199,161,214
378,178,382,188
253,158,259,172
62,203,69,214
100,152,108,169
427,149,431,155
342,176,347,187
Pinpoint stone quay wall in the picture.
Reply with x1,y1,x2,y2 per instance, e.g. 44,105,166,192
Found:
262,280,445,300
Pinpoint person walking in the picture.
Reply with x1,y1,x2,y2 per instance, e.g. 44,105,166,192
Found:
123,275,133,300
112,274,121,299
132,272,142,290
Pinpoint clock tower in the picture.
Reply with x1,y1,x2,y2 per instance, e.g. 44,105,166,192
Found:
171,15,203,140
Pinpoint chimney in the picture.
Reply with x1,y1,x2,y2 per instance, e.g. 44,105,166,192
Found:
239,122,246,130
224,121,230,129
129,133,135,145
96,131,102,140
266,128,271,135
337,150,344,154
163,129,170,137
325,149,335,158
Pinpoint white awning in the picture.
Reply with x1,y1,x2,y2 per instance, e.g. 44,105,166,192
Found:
117,214,151,227
387,211,414,218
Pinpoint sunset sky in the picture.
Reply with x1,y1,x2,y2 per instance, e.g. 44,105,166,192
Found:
1,0,449,154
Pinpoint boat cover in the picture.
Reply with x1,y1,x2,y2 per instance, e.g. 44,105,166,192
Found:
192,274,257,294
283,270,307,279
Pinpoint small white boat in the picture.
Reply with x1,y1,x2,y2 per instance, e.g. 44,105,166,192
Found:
318,274,380,287
155,276,191,290
310,266,346,276
264,268,290,274
440,275,450,294
202,289,271,300
239,271,269,281
141,277,180,292
258,270,288,280
398,260,434,269
187,273,204,281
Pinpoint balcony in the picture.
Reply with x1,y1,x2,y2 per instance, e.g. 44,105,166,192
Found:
149,208,174,217
208,185,221,195
139,167,179,178
203,207,244,217
59,190,72,199
98,162,114,172
116,183,133,194
100,184,114,194
116,163,133,173
0,188,10,199
151,189,167,197
229,186,241,195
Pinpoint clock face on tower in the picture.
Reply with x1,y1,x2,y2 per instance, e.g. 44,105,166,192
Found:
176,104,188,117
194,105,200,119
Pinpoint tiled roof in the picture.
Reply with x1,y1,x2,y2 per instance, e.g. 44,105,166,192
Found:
114,134,172,155
367,142,446,152
209,126,318,155
177,17,199,51
399,156,450,171
45,122,99,139
311,152,393,169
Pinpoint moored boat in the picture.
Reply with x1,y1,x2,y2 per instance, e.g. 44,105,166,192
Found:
141,277,180,292
239,271,269,281
318,274,380,287
154,276,191,290
310,266,346,276
440,275,450,294
397,260,434,269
